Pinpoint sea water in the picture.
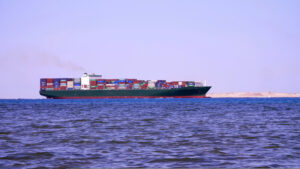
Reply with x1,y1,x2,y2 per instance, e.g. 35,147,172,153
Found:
0,98,299,168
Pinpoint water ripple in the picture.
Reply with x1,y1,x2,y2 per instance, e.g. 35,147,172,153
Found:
0,98,299,168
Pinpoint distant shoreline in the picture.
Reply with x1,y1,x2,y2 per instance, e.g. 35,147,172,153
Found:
207,92,300,98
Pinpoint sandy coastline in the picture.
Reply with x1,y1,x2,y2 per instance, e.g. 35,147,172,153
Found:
207,92,300,98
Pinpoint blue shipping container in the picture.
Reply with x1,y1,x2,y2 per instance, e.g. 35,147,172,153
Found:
40,79,47,87
53,79,61,88
126,80,134,83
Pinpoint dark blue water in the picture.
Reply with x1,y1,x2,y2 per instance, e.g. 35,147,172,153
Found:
0,98,299,168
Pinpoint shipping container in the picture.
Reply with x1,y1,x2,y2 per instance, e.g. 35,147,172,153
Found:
97,85,105,90
187,82,195,87
148,81,156,89
74,78,81,82
125,79,135,84
46,79,53,83
67,80,74,88
53,79,60,88
97,79,106,83
40,79,47,87
195,82,203,87
60,86,67,90
133,84,141,89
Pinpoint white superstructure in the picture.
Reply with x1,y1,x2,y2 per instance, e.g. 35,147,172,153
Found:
81,73,102,90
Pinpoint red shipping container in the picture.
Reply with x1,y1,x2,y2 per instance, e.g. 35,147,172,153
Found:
60,86,67,90
46,79,53,83
97,86,105,90
54,88,60,90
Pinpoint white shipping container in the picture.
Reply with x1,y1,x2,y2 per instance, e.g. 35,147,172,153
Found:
67,81,74,88
133,84,140,89
195,82,203,87
60,83,67,86
178,82,182,85
147,80,155,88
46,83,53,85
74,78,81,82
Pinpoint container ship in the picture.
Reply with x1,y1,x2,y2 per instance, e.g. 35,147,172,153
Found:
40,73,211,99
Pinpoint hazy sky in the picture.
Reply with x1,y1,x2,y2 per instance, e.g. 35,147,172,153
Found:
0,0,299,98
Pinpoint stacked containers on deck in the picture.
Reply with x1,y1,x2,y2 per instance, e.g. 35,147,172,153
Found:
126,79,135,89
53,78,61,90
118,84,126,89
40,79,47,91
155,80,166,89
139,80,147,89
118,79,126,89
60,79,67,90
171,81,179,88
133,84,140,89
90,78,97,90
67,78,74,90
165,82,174,89
125,79,135,84
178,81,183,88
46,79,54,90
133,80,141,89
105,79,118,90
195,82,203,87
187,81,195,87
147,80,156,89
74,78,81,90
162,82,169,89
97,79,106,90
105,84,116,90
